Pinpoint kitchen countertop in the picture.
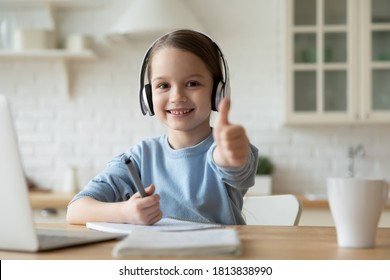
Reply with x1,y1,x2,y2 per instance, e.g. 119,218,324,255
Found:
29,190,75,209
29,191,329,209
28,191,390,210
296,195,330,209
297,194,390,209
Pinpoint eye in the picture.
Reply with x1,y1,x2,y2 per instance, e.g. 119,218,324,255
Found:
186,81,200,87
156,82,169,90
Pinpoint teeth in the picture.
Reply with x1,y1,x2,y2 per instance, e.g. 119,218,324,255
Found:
170,109,191,115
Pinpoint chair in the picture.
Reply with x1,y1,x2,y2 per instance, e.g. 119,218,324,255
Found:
242,194,302,226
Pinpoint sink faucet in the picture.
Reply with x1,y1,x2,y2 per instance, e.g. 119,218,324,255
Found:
347,145,365,177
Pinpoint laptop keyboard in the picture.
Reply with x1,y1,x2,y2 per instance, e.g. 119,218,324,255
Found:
34,228,123,250
38,234,88,244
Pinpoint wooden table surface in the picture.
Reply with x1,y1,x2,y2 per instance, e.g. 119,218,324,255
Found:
1,224,389,260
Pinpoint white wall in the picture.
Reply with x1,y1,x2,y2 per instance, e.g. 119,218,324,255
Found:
1,0,389,194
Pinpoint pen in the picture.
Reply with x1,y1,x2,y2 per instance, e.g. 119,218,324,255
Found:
122,156,147,198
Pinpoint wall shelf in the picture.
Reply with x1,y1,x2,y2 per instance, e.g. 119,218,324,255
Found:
0,49,97,97
0,49,96,60
0,0,102,7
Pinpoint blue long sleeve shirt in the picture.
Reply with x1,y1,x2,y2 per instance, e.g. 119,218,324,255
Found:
70,133,258,225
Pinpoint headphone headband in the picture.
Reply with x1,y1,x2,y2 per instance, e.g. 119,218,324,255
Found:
139,30,230,116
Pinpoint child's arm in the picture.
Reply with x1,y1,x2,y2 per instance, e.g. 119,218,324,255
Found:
213,98,250,168
66,184,162,225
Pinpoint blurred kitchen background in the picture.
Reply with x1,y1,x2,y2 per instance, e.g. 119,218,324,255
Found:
1,0,390,198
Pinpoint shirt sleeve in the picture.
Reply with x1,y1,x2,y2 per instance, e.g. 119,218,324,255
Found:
207,143,259,190
69,153,139,204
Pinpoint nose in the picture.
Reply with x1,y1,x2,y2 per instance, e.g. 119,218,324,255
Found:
169,86,187,103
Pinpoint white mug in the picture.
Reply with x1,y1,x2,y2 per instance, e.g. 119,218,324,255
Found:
65,33,92,51
327,178,388,248
59,166,79,194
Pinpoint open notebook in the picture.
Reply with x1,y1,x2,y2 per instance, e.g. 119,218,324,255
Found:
0,95,124,252
87,217,222,234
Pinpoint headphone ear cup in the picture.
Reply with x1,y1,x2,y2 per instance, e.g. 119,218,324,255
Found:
212,81,225,111
142,84,154,116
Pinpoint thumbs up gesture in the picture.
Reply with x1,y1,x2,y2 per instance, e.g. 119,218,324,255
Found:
213,98,250,168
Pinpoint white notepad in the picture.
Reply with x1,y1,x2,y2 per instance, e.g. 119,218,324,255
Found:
86,217,221,234
112,228,242,257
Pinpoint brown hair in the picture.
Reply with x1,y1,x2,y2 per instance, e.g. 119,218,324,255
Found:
147,29,223,84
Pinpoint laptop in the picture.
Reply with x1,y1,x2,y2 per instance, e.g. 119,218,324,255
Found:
0,95,124,252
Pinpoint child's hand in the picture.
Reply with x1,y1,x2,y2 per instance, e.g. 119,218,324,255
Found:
122,184,162,225
213,98,249,168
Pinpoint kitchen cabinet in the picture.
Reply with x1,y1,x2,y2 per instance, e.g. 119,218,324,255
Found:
286,0,390,124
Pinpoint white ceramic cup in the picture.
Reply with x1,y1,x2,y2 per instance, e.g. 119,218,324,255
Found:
59,166,79,194
65,33,92,51
327,178,388,248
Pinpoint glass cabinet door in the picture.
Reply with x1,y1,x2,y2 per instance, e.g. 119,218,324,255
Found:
324,70,347,111
370,0,390,116
294,0,316,26
294,71,317,111
294,33,316,64
372,70,390,110
324,0,347,25
289,0,351,123
324,32,347,63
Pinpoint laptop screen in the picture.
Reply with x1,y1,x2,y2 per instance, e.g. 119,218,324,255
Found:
0,95,40,251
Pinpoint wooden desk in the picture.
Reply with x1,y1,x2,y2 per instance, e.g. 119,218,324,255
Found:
1,224,389,260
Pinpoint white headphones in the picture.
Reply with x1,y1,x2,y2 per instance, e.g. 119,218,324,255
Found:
138,30,231,116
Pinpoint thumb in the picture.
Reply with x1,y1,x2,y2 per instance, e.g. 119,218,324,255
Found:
216,98,231,126
145,184,155,196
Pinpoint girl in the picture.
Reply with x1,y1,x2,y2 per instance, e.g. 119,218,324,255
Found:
67,29,258,225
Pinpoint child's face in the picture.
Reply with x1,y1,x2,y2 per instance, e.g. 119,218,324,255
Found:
150,47,213,136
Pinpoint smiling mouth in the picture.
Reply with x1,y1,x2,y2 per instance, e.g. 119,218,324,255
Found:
167,109,194,115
